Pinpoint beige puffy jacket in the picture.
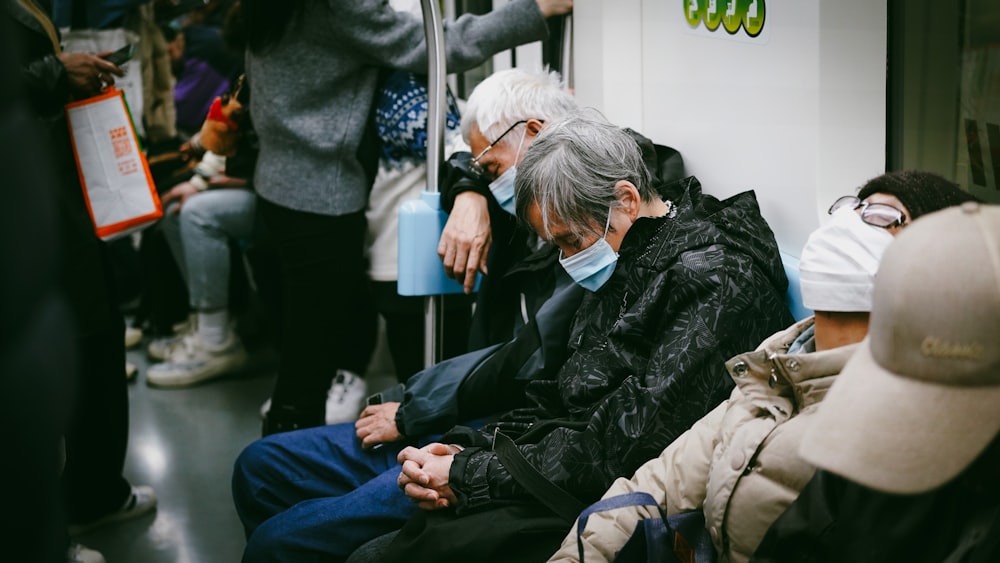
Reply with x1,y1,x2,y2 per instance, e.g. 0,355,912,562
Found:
549,317,857,563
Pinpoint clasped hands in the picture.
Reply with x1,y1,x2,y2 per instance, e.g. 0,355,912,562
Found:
357,406,459,510
396,443,462,510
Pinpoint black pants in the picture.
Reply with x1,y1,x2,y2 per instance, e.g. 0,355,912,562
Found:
58,186,131,525
137,223,190,335
258,199,377,421
370,281,471,383
2,91,78,561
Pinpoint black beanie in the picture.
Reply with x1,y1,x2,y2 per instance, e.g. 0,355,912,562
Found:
857,170,981,220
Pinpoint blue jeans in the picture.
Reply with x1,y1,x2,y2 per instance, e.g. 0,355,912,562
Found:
161,189,256,310
232,423,434,562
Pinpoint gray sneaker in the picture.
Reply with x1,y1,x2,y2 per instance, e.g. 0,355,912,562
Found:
146,316,195,361
146,332,247,388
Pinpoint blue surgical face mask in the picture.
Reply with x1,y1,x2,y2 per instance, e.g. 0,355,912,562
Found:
488,128,527,216
489,166,517,215
559,208,619,291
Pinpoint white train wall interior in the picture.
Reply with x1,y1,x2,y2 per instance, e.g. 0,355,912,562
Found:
466,0,1000,259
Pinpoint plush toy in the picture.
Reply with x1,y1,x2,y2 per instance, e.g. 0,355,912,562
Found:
198,74,248,157
198,93,243,157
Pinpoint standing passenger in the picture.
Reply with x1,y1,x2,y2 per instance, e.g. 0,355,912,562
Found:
241,0,575,435
3,1,156,559
364,0,473,383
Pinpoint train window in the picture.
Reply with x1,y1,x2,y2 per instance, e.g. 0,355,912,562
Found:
447,0,494,98
446,0,570,100
888,0,1000,203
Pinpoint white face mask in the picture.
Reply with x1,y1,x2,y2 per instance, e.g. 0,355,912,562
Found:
558,208,619,291
488,128,527,216
799,206,895,312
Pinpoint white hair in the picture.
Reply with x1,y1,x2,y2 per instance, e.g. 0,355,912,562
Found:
460,68,578,148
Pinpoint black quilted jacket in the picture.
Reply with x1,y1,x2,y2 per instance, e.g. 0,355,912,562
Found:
446,176,794,513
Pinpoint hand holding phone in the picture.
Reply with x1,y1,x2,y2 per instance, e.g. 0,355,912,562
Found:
103,43,136,67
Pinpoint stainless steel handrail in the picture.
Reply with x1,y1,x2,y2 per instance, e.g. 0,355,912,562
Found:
420,0,446,197
420,0,446,367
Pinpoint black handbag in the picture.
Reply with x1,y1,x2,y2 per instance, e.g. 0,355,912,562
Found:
379,431,587,562
577,491,716,563
379,501,572,563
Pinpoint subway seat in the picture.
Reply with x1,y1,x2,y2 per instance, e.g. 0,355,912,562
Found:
780,252,813,321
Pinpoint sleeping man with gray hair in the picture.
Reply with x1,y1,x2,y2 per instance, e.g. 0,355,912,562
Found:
386,112,793,559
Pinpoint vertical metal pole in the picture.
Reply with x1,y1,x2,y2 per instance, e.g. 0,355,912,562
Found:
420,0,447,368
562,14,574,89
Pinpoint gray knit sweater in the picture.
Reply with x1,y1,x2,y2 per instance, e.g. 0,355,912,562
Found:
247,0,550,216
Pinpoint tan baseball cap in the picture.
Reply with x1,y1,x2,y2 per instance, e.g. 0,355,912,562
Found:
800,202,1000,494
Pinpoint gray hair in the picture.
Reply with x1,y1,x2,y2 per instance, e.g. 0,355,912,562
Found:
514,112,656,239
461,68,578,150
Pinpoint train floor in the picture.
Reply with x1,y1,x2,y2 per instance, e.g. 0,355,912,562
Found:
73,330,398,563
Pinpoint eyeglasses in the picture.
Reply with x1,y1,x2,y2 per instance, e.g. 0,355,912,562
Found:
828,195,907,229
470,119,530,179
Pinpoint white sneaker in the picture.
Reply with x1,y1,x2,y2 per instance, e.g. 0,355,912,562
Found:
146,316,196,361
146,332,247,388
324,370,367,424
259,370,368,425
124,326,143,349
67,543,105,563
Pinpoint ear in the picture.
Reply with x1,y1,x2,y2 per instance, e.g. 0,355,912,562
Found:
614,180,642,222
525,118,545,138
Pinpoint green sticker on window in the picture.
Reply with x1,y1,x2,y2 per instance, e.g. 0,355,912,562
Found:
743,0,766,37
683,0,766,38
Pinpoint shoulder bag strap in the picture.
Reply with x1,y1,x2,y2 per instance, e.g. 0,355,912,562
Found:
576,492,667,563
493,430,586,522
